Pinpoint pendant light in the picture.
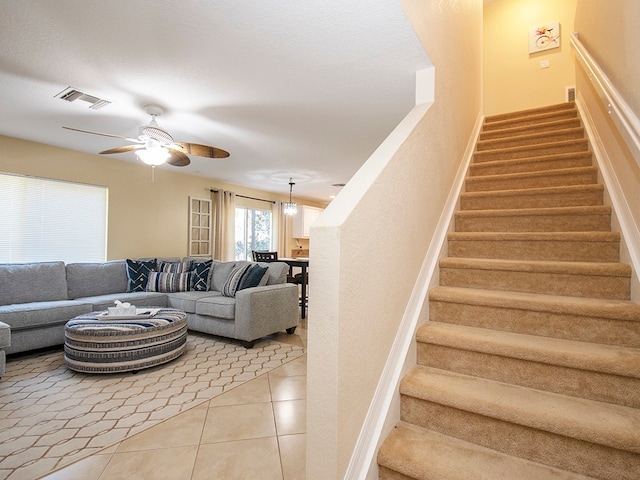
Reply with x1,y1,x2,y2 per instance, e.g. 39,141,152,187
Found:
283,177,298,215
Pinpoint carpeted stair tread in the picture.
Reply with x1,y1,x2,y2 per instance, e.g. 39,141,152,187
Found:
429,286,640,322
460,184,604,210
447,230,619,262
484,102,575,121
439,257,630,300
479,117,582,140
378,422,598,480
473,138,589,163
465,166,598,192
476,127,585,151
439,257,630,276
428,287,640,347
469,151,593,176
454,206,611,232
484,103,577,124
457,205,611,216
448,231,619,242
416,322,640,379
400,366,640,454
455,204,610,219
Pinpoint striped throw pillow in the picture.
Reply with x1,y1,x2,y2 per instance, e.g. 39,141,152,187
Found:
221,264,252,297
146,272,192,293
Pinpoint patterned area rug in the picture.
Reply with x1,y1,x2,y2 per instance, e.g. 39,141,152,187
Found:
0,333,305,480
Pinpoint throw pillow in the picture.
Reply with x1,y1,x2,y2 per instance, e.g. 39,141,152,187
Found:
146,272,192,293
126,259,157,292
238,264,269,291
158,260,192,274
190,260,213,291
221,264,252,297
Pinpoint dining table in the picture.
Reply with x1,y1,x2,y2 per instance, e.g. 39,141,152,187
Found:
278,257,309,319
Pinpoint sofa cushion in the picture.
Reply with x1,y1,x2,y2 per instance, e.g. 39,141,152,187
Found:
0,321,11,349
195,295,236,320
146,272,192,292
210,261,237,292
66,261,127,299
126,259,157,292
262,262,288,285
0,300,92,331
75,292,168,311
221,264,252,297
0,261,68,305
166,291,221,313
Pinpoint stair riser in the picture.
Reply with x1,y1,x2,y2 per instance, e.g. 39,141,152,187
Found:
439,267,630,300
429,299,640,348
479,119,582,140
465,170,597,193
417,343,640,408
448,238,619,262
460,189,603,210
469,155,593,176
473,141,588,163
476,130,585,151
400,396,639,480
455,212,611,232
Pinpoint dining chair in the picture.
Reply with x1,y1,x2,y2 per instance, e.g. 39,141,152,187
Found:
252,251,278,262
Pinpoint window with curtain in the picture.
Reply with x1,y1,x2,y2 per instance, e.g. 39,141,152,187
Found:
234,207,272,261
0,173,108,263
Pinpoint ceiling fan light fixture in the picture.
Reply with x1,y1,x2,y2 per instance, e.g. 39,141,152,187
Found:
136,146,170,166
284,177,298,216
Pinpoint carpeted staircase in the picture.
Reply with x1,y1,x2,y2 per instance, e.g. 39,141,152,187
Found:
377,102,640,480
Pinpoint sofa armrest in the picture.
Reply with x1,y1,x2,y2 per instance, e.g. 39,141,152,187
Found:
234,284,299,341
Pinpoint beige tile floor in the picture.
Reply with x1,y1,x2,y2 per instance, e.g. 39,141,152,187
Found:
39,322,307,480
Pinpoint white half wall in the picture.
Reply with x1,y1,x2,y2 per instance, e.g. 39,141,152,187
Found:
305,1,483,478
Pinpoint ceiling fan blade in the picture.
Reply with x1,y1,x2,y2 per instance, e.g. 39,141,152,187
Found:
100,145,144,155
63,126,141,143
174,142,230,158
167,151,190,167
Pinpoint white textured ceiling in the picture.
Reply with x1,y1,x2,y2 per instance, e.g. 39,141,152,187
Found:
0,1,430,201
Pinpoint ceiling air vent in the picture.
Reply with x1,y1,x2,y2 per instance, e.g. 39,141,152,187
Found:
55,87,111,110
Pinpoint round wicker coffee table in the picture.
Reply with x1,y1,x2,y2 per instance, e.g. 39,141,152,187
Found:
64,308,187,373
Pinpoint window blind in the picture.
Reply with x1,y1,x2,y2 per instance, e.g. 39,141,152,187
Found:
0,173,107,263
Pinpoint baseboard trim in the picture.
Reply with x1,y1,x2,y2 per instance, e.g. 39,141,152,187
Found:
344,109,484,480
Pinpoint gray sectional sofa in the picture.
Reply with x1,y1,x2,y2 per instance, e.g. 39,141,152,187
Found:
0,257,299,370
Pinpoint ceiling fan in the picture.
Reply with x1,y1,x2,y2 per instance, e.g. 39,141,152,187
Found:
63,105,230,167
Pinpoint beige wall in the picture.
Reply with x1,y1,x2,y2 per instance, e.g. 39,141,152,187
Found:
0,135,313,260
574,0,640,115
484,0,577,115
573,0,640,299
306,0,483,477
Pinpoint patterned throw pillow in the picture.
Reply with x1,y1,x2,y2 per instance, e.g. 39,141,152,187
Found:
126,259,157,292
158,260,192,274
238,264,269,291
190,260,213,291
221,264,253,297
146,272,192,292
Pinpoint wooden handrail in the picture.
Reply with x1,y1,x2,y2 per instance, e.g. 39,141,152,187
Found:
570,32,640,168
